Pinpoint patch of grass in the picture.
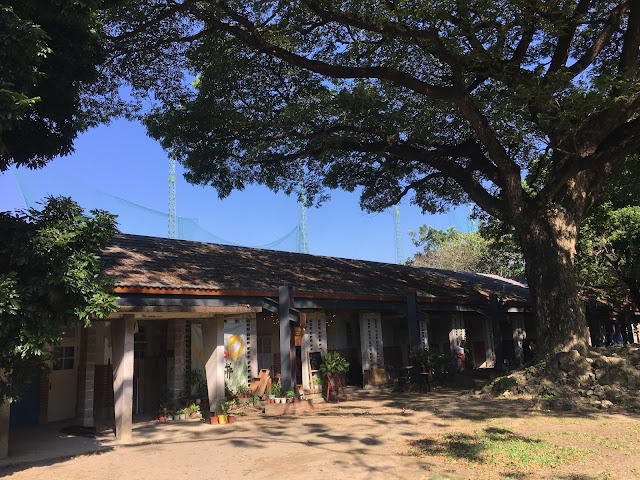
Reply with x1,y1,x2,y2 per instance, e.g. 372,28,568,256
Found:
557,431,639,451
408,427,585,469
492,376,519,394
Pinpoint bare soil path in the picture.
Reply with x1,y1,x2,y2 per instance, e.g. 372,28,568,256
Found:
2,388,640,480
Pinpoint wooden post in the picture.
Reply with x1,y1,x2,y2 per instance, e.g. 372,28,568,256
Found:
407,292,421,347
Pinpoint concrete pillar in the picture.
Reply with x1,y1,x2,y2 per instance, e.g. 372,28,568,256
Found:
202,316,225,414
167,319,186,402
248,316,259,380
0,397,9,458
488,296,505,370
76,325,97,427
418,313,429,350
359,311,384,383
111,315,135,441
279,286,292,393
483,316,496,368
302,312,327,390
449,312,466,356
512,314,526,365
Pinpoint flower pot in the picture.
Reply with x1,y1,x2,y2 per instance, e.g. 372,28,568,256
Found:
179,413,187,420
228,415,235,424
217,414,228,424
166,415,173,421
210,416,218,425
293,398,299,403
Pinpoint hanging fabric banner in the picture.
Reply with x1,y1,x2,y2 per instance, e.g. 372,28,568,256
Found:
225,319,248,392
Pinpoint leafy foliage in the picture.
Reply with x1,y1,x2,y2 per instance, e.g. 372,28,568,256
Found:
409,225,525,278
0,196,118,402
319,352,350,377
0,1,107,170
103,1,640,352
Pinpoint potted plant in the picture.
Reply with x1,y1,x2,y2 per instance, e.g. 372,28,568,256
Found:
217,399,230,424
285,390,294,403
312,376,321,393
320,352,350,386
187,403,201,418
236,385,248,399
271,384,281,403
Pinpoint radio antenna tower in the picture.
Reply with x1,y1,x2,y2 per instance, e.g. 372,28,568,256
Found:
168,153,177,239
299,168,309,253
394,205,404,264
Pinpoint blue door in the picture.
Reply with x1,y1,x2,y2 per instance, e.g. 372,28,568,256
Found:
10,373,40,427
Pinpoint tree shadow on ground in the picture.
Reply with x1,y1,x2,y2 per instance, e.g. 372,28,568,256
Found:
408,427,544,464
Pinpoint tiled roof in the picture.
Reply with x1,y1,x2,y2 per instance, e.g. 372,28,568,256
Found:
101,234,530,304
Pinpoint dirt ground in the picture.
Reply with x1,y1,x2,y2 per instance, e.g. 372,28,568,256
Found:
2,386,640,480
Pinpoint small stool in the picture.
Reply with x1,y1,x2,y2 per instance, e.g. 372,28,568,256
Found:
326,374,348,402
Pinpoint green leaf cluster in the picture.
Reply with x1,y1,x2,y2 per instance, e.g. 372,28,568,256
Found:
319,351,350,377
0,0,107,170
409,225,525,279
0,196,118,403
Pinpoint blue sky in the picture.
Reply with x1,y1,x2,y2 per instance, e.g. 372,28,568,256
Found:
0,119,472,263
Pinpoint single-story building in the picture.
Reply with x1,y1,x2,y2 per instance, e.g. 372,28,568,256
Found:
3,232,637,449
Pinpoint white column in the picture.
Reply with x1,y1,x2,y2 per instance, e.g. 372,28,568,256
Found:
449,312,466,355
512,314,526,365
111,315,135,441
419,313,430,349
302,311,327,390
359,312,384,384
248,316,258,381
483,317,496,368
202,316,225,414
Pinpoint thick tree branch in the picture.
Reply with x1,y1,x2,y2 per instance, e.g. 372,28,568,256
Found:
201,8,457,100
621,0,640,71
566,0,630,78
301,0,461,68
548,0,592,74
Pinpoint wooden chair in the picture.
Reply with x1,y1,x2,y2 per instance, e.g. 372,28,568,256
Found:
326,374,347,402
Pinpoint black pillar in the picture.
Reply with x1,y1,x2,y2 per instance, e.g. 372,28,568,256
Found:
407,292,421,347
489,296,505,371
279,285,292,392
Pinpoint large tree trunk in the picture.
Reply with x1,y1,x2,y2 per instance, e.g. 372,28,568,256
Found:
518,213,590,354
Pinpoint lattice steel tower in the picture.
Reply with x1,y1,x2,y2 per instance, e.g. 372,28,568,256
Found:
168,154,176,239
299,171,309,254
394,205,404,265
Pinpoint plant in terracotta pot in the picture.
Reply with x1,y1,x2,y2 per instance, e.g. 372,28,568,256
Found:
271,384,281,402
285,390,294,403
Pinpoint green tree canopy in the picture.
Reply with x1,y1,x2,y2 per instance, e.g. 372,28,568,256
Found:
104,1,640,353
0,1,109,171
0,197,118,402
410,225,525,279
